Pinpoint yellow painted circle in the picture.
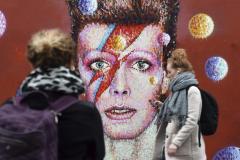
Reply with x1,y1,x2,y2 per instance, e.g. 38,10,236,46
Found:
149,76,157,85
188,13,214,39
111,35,127,51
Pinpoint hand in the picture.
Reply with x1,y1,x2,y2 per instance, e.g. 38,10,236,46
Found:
167,144,178,156
162,76,170,94
149,99,163,109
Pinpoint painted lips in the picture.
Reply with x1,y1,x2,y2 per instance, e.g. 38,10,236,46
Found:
105,106,137,121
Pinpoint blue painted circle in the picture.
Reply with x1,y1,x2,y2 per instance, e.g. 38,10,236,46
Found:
205,56,228,81
213,146,240,160
78,0,98,15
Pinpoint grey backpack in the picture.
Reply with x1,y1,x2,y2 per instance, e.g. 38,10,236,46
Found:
0,91,78,160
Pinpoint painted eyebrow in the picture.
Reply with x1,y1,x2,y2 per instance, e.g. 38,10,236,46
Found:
83,50,116,59
125,50,162,67
126,50,158,59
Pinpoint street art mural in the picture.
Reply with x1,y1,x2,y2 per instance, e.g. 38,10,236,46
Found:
213,146,240,160
0,10,7,38
66,0,179,159
0,0,240,159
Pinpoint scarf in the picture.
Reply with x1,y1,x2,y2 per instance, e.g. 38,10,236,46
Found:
157,71,198,126
20,66,85,95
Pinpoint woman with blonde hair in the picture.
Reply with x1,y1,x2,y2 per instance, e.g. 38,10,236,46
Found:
153,48,206,160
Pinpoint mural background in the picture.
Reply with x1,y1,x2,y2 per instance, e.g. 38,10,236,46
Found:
0,0,239,159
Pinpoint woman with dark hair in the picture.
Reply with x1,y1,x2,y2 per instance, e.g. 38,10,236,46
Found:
153,49,206,160
65,0,180,159
20,29,105,160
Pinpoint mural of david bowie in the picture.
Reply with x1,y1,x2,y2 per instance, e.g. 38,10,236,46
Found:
65,0,180,159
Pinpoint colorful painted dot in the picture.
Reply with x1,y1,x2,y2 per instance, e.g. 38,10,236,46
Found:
213,146,240,160
0,10,7,37
78,0,98,15
110,35,127,52
158,32,171,46
189,13,214,39
205,56,228,81
149,76,157,85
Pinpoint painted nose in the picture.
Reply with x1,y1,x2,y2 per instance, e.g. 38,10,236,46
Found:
109,65,130,96
110,87,130,96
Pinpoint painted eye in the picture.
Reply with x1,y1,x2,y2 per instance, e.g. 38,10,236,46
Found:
90,60,110,71
132,60,151,71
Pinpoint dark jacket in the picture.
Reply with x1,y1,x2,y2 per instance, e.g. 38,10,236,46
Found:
58,99,105,160
3,92,105,160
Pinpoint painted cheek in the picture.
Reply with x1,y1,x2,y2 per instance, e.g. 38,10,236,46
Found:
129,67,162,85
79,64,106,103
126,71,149,93
86,77,104,102
146,76,161,91
149,76,158,85
128,72,162,102
153,70,163,85
78,61,94,84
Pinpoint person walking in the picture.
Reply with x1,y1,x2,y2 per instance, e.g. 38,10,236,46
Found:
153,48,206,160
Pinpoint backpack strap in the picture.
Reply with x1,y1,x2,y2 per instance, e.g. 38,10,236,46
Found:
14,91,79,113
50,95,79,113
198,122,201,147
13,91,49,107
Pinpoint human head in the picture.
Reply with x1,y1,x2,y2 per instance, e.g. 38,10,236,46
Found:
27,29,76,69
66,0,180,139
167,48,194,80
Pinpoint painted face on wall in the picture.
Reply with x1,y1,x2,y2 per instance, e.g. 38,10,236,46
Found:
78,23,165,139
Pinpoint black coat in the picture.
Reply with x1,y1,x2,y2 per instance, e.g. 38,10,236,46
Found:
3,92,105,160
58,99,105,160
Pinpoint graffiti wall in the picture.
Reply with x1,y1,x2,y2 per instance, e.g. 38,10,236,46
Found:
0,0,240,159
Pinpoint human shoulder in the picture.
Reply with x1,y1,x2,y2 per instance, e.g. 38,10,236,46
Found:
63,100,97,115
60,100,101,126
1,98,13,105
75,100,95,109
188,86,200,95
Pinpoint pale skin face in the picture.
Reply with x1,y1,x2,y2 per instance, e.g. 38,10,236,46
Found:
166,62,180,80
78,23,165,139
